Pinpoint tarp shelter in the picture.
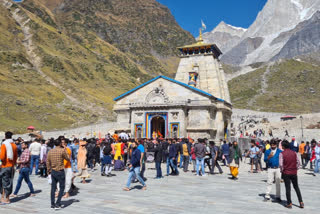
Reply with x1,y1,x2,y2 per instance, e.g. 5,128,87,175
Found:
280,116,297,121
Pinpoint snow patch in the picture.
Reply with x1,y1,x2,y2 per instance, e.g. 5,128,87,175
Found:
225,23,247,31
291,0,303,11
300,7,311,20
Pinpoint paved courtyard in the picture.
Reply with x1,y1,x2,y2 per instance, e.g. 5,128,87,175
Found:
1,160,319,214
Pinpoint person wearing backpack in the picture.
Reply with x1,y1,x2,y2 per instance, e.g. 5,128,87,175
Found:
209,141,223,175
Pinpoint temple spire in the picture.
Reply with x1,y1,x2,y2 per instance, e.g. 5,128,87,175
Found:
198,28,204,43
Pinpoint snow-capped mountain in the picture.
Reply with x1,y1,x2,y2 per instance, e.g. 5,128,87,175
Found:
217,0,320,65
202,21,246,53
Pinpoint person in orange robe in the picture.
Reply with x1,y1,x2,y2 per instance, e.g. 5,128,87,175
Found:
0,132,18,204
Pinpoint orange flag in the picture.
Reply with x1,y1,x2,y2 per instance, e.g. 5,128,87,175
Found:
157,130,163,138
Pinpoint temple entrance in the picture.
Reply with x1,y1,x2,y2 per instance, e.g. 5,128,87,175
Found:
151,116,165,138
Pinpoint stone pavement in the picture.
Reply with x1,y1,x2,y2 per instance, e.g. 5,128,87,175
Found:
1,160,319,214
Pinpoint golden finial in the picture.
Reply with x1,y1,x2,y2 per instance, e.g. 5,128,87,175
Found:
197,28,204,44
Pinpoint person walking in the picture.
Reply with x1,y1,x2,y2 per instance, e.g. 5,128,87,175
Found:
74,141,90,183
137,140,146,180
313,141,320,176
190,142,196,172
247,140,261,173
168,140,179,176
182,140,190,172
29,139,42,175
289,138,299,153
285,130,289,137
221,140,230,166
194,139,207,176
39,140,48,178
298,141,305,164
303,141,311,169
263,140,282,202
150,140,163,179
46,139,70,210
62,140,72,198
309,141,316,169
123,141,147,191
229,141,242,180
101,143,113,177
178,139,184,169
264,140,271,169
10,141,35,197
86,140,95,172
70,139,79,173
0,132,18,204
209,141,223,175
279,140,304,209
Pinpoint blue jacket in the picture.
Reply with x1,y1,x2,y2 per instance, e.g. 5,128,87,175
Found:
131,148,141,168
264,149,282,168
290,141,299,152
169,144,177,159
221,143,229,155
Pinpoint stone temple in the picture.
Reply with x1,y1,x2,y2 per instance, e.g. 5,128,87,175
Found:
113,32,232,140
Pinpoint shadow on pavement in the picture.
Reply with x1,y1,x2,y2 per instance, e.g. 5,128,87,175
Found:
69,184,79,197
11,190,42,204
131,185,143,190
305,172,316,176
61,199,80,208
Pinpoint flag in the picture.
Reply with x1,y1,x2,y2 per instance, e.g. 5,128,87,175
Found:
201,20,206,31
157,130,163,138
187,134,192,142
224,128,228,140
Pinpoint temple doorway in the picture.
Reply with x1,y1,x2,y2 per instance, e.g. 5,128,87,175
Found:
151,116,165,138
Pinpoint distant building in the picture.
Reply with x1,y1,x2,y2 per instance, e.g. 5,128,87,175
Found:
113,30,232,140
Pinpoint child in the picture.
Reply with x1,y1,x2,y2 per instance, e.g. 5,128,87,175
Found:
102,145,113,177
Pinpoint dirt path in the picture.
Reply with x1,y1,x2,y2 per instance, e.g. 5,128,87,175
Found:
2,0,84,106
247,63,274,107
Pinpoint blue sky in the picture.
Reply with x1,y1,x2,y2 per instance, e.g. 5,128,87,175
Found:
157,0,268,37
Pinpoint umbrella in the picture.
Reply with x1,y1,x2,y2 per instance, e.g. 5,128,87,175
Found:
27,126,35,130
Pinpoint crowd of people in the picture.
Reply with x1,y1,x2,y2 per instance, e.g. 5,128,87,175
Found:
0,131,319,210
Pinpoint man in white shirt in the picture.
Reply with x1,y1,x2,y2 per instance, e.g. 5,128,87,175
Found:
29,139,42,175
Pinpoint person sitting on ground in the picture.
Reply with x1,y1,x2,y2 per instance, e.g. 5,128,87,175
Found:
114,156,125,171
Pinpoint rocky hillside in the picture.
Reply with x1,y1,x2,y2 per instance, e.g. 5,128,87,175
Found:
0,0,194,133
228,59,320,113
272,11,320,61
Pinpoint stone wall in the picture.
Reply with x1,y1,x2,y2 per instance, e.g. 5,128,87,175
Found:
175,55,231,103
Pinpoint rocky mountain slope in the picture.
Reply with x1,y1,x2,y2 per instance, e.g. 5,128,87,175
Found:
202,21,246,53
228,59,320,113
0,0,194,133
217,0,320,65
272,11,320,61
